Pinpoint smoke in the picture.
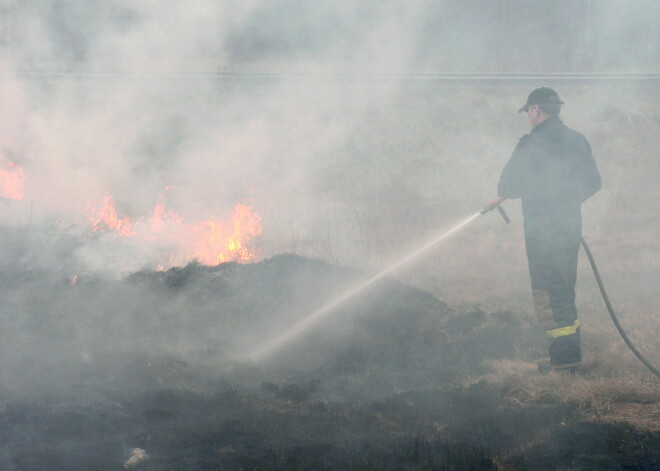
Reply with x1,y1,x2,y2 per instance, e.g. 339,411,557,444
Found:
1,2,657,269
0,0,657,390
0,6,658,471
0,1,432,273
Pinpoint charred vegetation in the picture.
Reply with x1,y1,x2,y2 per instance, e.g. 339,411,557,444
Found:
0,255,657,470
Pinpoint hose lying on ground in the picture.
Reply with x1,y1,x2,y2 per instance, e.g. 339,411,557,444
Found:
581,236,660,378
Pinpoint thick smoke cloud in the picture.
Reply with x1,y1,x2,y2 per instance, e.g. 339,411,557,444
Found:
0,1,435,273
1,1,657,273
0,5,657,455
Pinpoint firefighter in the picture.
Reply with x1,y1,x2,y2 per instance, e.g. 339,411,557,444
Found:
498,87,601,372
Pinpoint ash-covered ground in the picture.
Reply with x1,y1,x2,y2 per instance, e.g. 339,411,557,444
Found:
0,247,657,471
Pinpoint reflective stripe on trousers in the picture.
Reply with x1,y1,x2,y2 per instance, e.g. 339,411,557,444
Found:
531,275,582,366
546,320,580,338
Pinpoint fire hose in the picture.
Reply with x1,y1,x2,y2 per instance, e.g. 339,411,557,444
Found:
481,198,660,378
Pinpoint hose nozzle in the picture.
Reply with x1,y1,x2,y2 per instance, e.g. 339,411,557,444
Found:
480,197,510,224
480,197,505,215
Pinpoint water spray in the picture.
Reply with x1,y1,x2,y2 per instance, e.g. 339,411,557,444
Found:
248,198,659,379
247,211,482,361
247,199,508,361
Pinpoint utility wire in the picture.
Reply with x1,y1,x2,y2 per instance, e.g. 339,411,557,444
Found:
6,71,660,82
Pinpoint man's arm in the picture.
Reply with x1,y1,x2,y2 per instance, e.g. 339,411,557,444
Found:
498,136,529,199
574,135,601,202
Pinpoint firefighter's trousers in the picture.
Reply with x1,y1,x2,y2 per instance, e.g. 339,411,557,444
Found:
526,232,582,367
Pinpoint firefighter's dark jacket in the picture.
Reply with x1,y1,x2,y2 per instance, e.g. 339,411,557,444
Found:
498,116,601,239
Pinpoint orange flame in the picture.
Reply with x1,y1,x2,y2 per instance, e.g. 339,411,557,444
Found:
149,190,184,233
87,191,262,268
0,157,25,200
89,193,135,236
192,204,263,265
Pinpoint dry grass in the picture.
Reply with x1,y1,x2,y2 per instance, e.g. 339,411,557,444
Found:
481,359,660,432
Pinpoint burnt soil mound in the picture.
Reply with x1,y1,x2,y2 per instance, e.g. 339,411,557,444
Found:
0,254,658,470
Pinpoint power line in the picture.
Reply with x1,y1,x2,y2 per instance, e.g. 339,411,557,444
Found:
6,70,660,82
